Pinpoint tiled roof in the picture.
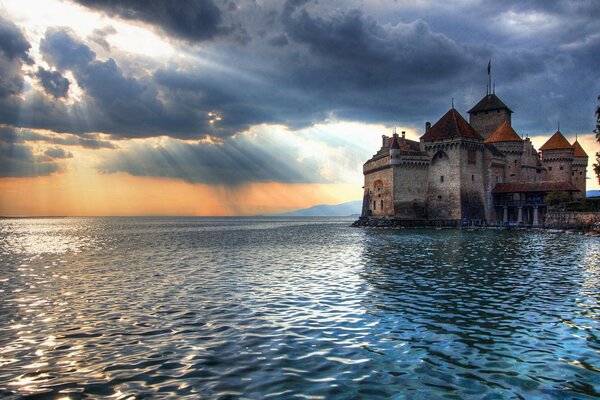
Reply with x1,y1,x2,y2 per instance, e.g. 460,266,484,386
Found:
364,136,426,164
572,140,588,158
539,131,572,151
468,94,513,114
484,122,522,143
390,134,400,149
492,181,579,193
420,108,483,142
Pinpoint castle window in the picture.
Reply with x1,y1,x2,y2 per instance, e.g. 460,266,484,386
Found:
472,174,474,182
438,195,442,200
514,159,518,164
380,200,383,209
559,165,564,170
373,201,376,210
440,175,444,182
572,172,574,176
495,176,499,182
580,171,583,175
549,167,552,171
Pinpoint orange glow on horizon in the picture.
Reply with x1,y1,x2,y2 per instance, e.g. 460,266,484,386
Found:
0,172,361,217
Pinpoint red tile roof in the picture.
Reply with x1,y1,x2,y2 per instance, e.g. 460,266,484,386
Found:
492,181,579,193
572,140,588,157
468,94,513,114
421,108,483,142
484,122,522,143
390,134,400,149
539,131,572,151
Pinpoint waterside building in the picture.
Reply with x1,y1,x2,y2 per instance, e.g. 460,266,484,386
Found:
360,92,589,226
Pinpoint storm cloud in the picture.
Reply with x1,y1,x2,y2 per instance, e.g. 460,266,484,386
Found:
73,0,224,42
0,0,598,184
98,133,329,185
0,127,64,178
36,67,70,98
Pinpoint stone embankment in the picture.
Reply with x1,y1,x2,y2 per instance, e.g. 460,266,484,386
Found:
545,211,600,236
351,217,463,228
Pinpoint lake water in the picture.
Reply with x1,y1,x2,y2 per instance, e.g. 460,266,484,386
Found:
0,217,599,399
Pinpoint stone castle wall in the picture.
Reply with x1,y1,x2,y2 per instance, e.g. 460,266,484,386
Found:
363,164,394,216
542,149,574,182
545,211,600,229
469,109,511,139
459,143,487,220
426,143,462,220
572,157,587,199
393,164,428,219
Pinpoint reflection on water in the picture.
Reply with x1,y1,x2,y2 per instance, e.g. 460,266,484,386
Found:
0,217,598,399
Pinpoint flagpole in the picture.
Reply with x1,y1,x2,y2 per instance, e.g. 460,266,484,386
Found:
488,59,492,96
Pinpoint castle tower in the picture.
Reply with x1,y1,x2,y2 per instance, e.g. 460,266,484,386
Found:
484,122,523,182
421,108,486,222
389,133,401,165
539,131,574,183
571,139,588,199
468,94,513,139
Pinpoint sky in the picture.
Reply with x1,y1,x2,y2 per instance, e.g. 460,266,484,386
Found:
0,0,598,216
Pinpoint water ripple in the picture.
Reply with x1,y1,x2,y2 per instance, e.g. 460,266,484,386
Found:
0,217,599,399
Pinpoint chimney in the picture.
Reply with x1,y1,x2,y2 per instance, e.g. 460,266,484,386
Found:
401,131,405,139
425,122,431,132
382,135,386,146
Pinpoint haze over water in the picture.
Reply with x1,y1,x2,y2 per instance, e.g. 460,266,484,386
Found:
0,217,599,399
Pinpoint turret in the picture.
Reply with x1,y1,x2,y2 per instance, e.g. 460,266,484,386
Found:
389,133,401,165
484,122,523,182
539,131,574,182
571,139,589,199
468,93,513,139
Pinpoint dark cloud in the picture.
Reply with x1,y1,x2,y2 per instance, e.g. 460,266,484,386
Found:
0,0,598,162
0,16,31,99
0,16,32,62
44,147,73,159
0,124,116,149
88,25,117,51
0,141,61,178
40,28,208,138
73,0,223,42
36,67,70,98
99,134,328,185
40,27,95,70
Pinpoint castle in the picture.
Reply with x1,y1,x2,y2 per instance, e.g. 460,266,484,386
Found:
360,91,589,226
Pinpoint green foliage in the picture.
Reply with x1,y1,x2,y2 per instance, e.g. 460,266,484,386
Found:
545,191,572,209
564,198,600,212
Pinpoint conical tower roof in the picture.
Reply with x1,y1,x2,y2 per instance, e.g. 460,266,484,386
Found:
572,140,588,158
421,108,483,142
390,134,400,149
468,93,513,114
484,122,522,143
539,131,572,151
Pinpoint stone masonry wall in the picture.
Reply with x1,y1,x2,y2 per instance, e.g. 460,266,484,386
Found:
469,109,511,139
572,157,587,199
459,144,487,221
364,165,394,217
545,211,600,229
542,149,574,182
427,144,461,220
393,164,428,219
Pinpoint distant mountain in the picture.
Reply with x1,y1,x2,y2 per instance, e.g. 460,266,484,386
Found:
588,190,600,198
270,200,362,217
